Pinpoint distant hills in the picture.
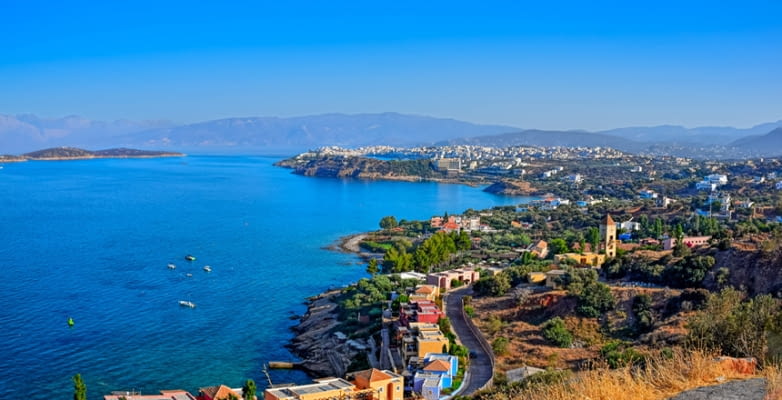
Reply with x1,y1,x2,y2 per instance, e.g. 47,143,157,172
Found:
118,113,517,151
730,127,782,156
1,112,781,158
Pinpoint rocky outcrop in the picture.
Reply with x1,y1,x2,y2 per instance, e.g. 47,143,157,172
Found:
668,378,766,400
275,155,441,182
483,179,538,196
287,290,372,377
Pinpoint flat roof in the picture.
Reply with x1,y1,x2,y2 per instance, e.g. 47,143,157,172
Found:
266,378,355,399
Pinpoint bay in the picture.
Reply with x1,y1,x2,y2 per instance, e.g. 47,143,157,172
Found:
0,155,532,399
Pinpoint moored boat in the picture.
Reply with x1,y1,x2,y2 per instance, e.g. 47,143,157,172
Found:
178,300,196,308
203,265,212,272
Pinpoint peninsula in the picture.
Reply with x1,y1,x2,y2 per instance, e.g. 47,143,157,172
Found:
0,147,185,162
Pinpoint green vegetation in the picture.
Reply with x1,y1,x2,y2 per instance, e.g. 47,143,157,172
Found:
542,317,573,348
558,268,615,317
599,341,644,369
73,374,86,400
338,275,418,322
688,287,782,363
242,380,256,400
632,294,654,333
381,231,469,273
379,215,398,230
491,336,510,355
366,259,378,275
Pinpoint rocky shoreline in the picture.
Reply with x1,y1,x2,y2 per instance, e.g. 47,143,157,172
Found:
287,290,374,378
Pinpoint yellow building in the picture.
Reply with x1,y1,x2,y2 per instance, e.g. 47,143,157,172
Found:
409,285,440,302
350,369,404,400
417,330,449,358
264,378,372,400
554,252,606,267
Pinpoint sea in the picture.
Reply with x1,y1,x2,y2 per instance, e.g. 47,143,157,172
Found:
0,155,533,400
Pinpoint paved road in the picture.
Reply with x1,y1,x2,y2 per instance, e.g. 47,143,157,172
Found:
444,287,494,395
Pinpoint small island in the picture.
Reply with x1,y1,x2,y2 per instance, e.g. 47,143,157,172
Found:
1,147,185,162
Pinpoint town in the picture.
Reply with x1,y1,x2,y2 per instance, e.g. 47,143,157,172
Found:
100,145,782,400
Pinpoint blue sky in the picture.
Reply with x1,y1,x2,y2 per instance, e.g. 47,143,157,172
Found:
1,0,780,130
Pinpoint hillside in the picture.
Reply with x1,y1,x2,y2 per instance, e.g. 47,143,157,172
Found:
730,127,782,156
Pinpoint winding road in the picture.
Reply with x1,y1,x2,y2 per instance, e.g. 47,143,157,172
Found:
444,286,494,395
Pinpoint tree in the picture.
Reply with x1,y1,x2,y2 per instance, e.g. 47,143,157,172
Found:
366,259,378,275
632,294,654,333
688,288,781,363
242,380,256,400
73,374,86,400
542,317,573,348
576,281,615,318
549,238,569,256
588,227,600,254
457,230,472,250
474,274,511,296
379,215,398,230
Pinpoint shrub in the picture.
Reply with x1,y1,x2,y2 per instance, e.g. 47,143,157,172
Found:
464,305,475,317
600,341,644,369
542,317,573,348
492,337,510,355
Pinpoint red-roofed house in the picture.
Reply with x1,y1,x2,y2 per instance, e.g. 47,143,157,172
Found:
198,385,241,400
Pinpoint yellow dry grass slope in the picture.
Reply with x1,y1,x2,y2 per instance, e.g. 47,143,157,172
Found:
485,349,782,400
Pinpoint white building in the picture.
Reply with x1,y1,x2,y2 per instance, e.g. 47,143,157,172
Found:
705,174,728,186
696,181,717,191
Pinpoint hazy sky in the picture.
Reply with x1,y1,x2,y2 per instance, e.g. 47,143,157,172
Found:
1,1,780,130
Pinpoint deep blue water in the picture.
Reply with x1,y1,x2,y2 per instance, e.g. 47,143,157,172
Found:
0,156,532,399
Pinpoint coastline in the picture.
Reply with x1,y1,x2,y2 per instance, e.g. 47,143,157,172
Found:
289,232,375,377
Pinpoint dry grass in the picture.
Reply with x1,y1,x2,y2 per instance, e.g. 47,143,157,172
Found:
486,348,779,400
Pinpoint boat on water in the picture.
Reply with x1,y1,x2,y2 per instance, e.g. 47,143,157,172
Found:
185,255,196,261
67,317,74,327
178,300,196,308
203,265,212,272
167,263,176,269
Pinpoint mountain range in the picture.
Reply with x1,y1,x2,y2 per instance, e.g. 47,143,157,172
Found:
2,112,781,158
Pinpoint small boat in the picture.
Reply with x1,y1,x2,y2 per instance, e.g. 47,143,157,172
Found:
185,255,196,261
179,300,196,308
67,317,75,327
186,273,193,277
167,263,176,269
203,265,212,272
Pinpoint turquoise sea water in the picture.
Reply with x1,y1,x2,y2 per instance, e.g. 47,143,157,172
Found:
0,156,532,399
